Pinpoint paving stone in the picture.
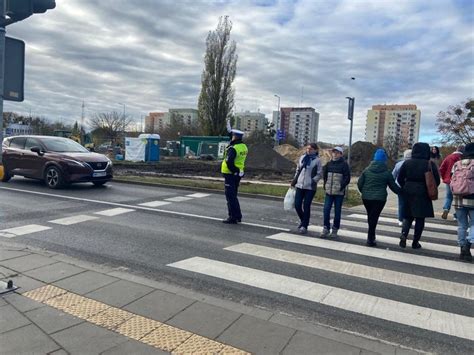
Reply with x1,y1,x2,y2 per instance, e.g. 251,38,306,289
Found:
2,292,45,312
100,339,168,355
51,322,128,354
53,270,119,295
0,265,17,278
167,301,241,339
217,315,294,355
0,324,60,355
0,249,30,261
10,274,45,292
25,305,84,334
0,254,58,272
0,304,31,334
23,262,85,283
86,279,154,308
0,297,7,307
124,289,195,322
282,330,361,355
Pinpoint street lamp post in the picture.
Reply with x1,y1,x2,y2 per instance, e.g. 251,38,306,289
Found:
274,94,280,145
346,96,355,167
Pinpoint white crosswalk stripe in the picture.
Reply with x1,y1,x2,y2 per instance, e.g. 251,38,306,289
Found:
168,215,474,343
49,215,98,225
268,233,472,274
225,243,473,300
138,201,171,208
342,219,454,242
0,224,51,238
94,208,135,216
165,196,194,202
307,225,459,255
348,213,458,232
186,193,211,198
169,257,474,342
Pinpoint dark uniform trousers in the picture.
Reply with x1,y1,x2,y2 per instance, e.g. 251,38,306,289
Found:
224,174,242,221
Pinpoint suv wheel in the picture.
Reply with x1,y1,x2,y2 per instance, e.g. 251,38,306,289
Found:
1,167,12,182
45,166,64,189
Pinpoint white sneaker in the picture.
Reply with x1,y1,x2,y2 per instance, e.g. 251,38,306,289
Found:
299,227,307,235
398,221,403,227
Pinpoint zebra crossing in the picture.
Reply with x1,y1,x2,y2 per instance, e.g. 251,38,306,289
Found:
168,214,474,343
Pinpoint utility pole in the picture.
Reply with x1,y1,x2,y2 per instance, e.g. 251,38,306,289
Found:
0,0,6,167
346,96,355,167
274,94,280,146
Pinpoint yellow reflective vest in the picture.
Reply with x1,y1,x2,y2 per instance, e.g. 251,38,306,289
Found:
221,143,248,174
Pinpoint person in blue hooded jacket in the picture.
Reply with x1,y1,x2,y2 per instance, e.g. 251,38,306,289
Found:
358,149,401,247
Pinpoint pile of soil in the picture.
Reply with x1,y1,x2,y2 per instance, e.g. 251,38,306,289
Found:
247,144,295,172
274,144,333,166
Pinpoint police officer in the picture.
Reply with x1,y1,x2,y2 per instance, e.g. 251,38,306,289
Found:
221,128,248,224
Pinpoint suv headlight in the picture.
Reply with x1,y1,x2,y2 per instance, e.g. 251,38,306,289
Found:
64,159,86,167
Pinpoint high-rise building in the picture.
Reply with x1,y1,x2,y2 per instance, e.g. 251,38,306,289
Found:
273,107,319,146
234,111,267,133
145,112,170,133
145,108,198,133
366,104,421,157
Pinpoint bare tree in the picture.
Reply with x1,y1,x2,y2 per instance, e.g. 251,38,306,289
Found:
383,134,408,161
88,111,133,145
436,99,473,145
198,16,238,136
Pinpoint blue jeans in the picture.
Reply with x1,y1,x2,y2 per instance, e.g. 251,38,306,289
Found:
294,188,316,228
323,194,344,230
443,183,453,211
455,207,474,246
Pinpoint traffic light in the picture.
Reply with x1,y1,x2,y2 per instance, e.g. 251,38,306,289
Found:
5,0,56,26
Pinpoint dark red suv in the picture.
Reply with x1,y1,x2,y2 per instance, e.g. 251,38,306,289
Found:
1,135,113,188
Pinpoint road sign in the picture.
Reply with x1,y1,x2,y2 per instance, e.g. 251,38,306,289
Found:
4,37,25,102
277,129,285,140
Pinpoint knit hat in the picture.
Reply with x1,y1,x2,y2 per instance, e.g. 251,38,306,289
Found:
373,149,387,162
464,142,474,159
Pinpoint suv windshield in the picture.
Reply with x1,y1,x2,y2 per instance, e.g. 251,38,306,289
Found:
42,138,89,153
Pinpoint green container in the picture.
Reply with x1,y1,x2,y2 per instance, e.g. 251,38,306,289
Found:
180,136,229,158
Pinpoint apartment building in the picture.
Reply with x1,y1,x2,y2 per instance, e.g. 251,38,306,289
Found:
273,107,319,146
366,104,421,157
234,111,267,133
145,108,198,133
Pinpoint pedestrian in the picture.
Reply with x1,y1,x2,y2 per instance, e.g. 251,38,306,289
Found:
430,146,442,168
358,149,401,247
221,128,248,224
321,147,351,238
392,149,411,226
439,145,464,220
451,142,474,262
291,143,322,234
397,142,441,249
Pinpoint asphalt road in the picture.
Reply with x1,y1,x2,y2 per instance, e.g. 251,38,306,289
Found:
1,177,473,354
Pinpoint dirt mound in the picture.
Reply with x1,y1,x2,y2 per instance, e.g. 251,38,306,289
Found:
275,144,333,166
247,144,296,172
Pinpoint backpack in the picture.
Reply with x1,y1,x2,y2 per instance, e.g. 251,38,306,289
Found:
450,159,474,196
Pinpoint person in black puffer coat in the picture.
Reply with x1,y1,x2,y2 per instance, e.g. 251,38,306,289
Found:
397,142,441,249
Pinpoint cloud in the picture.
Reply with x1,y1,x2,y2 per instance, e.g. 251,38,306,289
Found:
4,0,473,144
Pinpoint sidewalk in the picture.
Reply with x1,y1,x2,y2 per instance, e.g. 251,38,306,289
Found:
0,240,425,355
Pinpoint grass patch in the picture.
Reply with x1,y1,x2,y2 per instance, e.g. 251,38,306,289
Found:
116,175,362,207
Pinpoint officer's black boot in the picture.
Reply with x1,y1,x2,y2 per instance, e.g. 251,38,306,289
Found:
412,235,422,249
461,243,472,262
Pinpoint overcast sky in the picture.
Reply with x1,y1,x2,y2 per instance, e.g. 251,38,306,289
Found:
4,0,473,144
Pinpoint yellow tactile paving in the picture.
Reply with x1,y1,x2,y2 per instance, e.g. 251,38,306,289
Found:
64,298,110,319
23,286,250,354
22,285,67,302
44,292,87,311
220,345,252,354
172,334,224,354
141,324,193,352
115,315,162,340
87,307,135,330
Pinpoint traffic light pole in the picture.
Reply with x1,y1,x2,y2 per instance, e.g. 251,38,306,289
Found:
0,0,5,167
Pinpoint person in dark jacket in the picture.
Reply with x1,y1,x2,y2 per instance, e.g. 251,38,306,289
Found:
291,143,322,234
452,142,474,262
358,149,401,247
397,142,441,249
321,147,351,238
